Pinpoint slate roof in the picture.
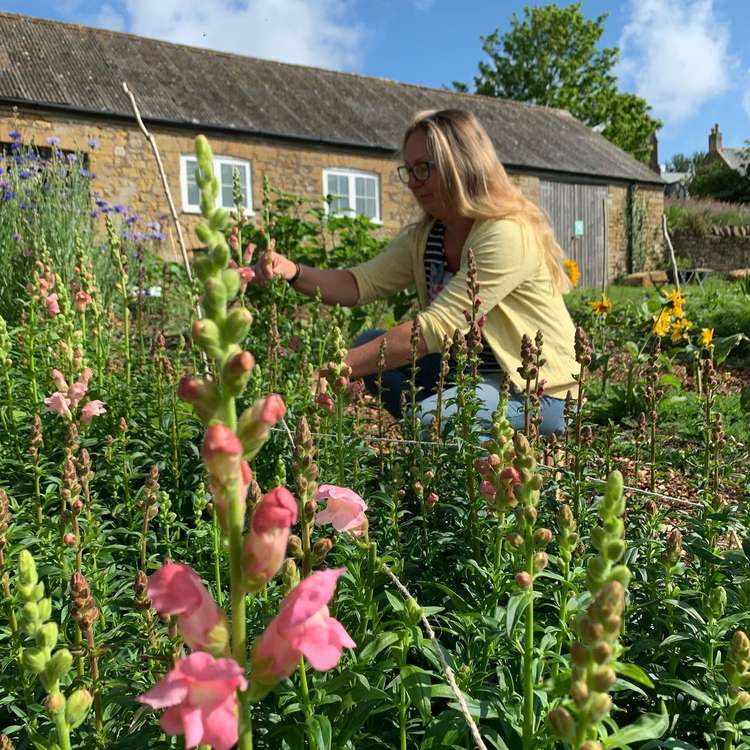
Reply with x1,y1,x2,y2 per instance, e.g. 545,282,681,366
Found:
718,148,749,174
0,12,662,185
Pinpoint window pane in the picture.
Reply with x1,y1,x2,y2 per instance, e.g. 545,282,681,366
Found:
355,176,377,219
220,163,234,208
186,159,200,207
327,173,350,214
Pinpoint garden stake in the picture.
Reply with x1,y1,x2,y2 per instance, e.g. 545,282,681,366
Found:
572,327,592,523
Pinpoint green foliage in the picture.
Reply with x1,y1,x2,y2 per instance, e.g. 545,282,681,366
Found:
689,158,750,203
462,3,661,162
665,151,706,174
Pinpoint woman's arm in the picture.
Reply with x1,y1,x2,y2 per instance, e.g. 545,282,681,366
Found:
345,320,428,378
254,250,360,306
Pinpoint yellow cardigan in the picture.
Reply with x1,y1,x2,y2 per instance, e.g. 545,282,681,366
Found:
349,218,579,399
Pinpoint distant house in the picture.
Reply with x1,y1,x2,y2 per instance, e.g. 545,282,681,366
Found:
0,12,664,285
705,124,749,175
661,170,690,199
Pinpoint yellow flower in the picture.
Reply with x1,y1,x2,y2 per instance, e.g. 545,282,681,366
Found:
667,288,686,319
670,318,693,343
653,308,671,337
564,258,580,287
701,328,714,347
590,293,612,316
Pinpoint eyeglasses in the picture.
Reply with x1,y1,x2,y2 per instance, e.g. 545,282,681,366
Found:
397,160,436,184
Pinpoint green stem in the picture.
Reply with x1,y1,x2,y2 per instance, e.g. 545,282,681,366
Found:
298,657,317,749
212,506,224,608
225,394,253,750
522,541,535,748
52,705,72,750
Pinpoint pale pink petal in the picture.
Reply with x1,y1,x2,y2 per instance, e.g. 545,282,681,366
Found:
200,698,242,750
148,562,205,616
44,392,71,418
294,617,355,671
138,676,190,709
80,400,106,424
180,704,205,749
159,706,185,735
278,568,345,629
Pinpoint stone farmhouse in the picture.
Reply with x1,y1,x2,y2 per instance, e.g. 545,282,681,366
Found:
705,124,748,175
0,12,664,286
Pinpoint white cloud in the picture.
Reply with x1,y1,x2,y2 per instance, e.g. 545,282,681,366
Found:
90,0,365,71
618,0,734,122
93,4,127,32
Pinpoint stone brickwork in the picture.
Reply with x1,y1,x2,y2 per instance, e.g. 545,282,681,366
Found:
671,230,750,273
0,104,663,284
607,184,664,280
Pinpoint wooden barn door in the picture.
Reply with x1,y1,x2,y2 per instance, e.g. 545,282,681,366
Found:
540,180,608,288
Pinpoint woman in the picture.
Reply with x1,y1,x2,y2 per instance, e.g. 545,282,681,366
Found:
255,108,579,435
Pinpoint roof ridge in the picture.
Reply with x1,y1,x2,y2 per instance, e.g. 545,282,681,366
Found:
0,10,574,119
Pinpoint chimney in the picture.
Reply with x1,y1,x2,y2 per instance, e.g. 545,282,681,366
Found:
708,123,723,154
649,132,659,173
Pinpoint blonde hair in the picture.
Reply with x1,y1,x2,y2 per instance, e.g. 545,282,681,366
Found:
403,109,571,292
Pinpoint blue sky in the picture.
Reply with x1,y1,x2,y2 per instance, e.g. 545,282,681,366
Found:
4,0,749,164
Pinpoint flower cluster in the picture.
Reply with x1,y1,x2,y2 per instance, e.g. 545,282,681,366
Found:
475,393,517,516
589,293,612,317
653,288,694,342
725,631,750,709
44,367,106,424
15,551,93,739
549,471,630,749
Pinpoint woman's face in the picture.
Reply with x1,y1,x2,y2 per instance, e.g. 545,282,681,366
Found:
403,129,449,218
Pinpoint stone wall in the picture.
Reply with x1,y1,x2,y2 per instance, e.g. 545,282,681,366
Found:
0,105,419,261
671,228,750,272
606,184,664,280
0,104,663,284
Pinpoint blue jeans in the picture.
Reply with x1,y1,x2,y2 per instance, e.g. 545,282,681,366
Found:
353,328,567,436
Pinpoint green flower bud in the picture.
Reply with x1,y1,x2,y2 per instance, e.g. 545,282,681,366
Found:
570,641,588,667
19,550,38,589
282,558,300,592
223,307,253,344
603,470,623,508
405,598,423,627
548,706,576,742
570,679,589,705
195,134,213,163
593,642,612,663
580,742,603,750
210,236,230,268
590,526,606,550
195,222,214,246
44,649,73,687
609,565,631,588
194,254,218,283
204,277,227,317
37,597,52,624
592,667,617,691
606,539,626,562
36,622,58,650
222,268,241,301
22,646,49,674
199,191,215,218
65,689,92,729
708,586,727,619
587,692,612,722
192,319,222,359
21,601,40,634
46,692,66,715
209,207,230,232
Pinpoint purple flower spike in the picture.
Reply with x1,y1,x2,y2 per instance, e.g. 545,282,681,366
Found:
47,136,60,146
88,138,98,149
9,130,21,141
150,231,165,241
79,168,91,178
114,203,125,214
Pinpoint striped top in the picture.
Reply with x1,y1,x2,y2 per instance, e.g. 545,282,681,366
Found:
424,221,501,375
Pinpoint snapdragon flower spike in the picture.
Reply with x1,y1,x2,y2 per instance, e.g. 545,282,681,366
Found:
550,470,630,748
138,651,247,750
242,487,298,592
177,377,220,423
249,568,355,700
147,561,229,656
725,631,750,708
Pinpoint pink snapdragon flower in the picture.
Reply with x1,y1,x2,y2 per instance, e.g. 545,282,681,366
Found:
202,424,243,479
314,485,368,537
138,651,247,750
80,400,106,424
243,487,298,592
46,293,60,316
68,368,93,408
238,266,255,292
148,561,228,654
249,568,355,699
237,394,287,459
51,368,69,393
45,392,71,419
75,290,92,312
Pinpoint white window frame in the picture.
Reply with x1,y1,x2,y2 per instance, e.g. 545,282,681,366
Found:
322,168,381,224
180,154,253,215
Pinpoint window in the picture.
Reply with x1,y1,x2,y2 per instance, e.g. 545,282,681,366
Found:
180,155,252,214
323,169,381,222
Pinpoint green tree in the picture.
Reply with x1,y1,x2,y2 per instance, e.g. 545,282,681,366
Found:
666,151,706,173
459,3,661,163
689,155,750,203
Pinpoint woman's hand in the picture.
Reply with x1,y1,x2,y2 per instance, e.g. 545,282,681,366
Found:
253,247,297,286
